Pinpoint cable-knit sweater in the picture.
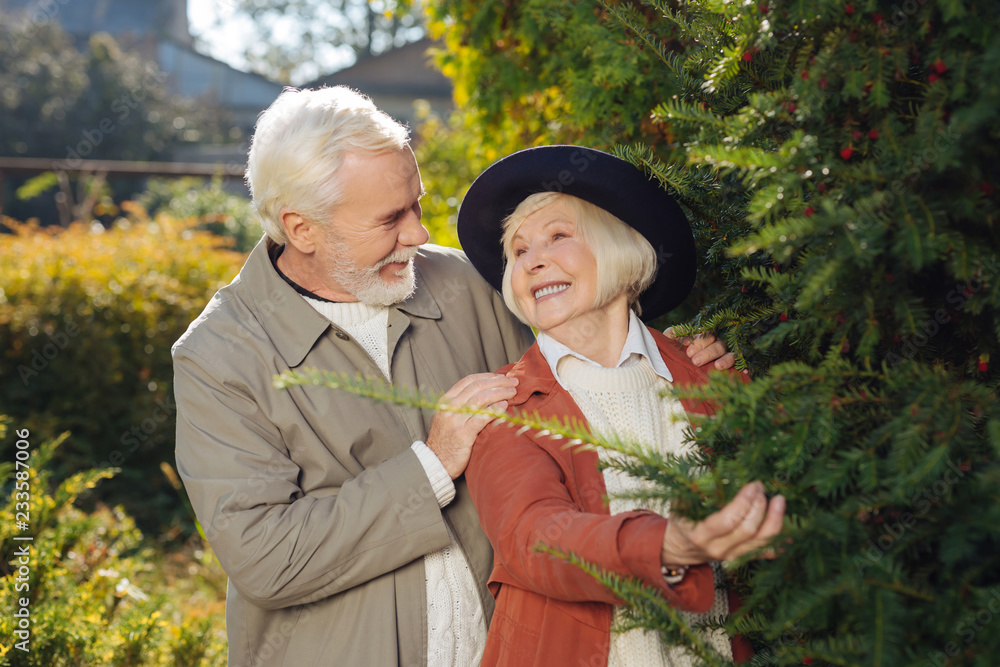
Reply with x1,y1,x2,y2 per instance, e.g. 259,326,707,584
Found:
557,353,733,667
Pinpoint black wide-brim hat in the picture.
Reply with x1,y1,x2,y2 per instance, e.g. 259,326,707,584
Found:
457,145,696,321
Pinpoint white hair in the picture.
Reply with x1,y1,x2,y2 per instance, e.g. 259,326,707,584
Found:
245,86,410,244
500,192,658,323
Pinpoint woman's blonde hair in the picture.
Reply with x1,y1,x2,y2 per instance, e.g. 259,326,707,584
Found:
245,86,410,244
499,192,658,324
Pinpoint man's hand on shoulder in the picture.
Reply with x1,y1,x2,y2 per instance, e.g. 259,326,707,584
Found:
664,327,743,373
426,372,519,479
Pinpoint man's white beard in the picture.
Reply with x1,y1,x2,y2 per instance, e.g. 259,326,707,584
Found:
324,234,418,306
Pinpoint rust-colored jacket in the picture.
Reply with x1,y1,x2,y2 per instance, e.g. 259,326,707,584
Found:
466,330,753,667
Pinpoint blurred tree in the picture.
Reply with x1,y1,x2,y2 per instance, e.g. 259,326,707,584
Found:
211,0,426,84
0,11,236,222
0,14,232,162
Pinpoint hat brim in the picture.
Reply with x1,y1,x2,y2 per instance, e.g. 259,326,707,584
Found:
457,145,696,321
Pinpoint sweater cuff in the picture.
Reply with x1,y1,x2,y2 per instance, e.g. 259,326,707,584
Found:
411,441,456,507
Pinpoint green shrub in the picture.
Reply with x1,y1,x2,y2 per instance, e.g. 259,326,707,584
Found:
137,177,261,253
0,425,227,666
0,210,245,530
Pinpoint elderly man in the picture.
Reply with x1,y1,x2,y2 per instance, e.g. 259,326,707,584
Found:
173,86,733,666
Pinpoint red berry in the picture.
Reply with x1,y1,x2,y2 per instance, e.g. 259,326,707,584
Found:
841,146,854,160
841,341,851,353
852,129,863,140
928,73,939,83
743,51,753,61
780,312,789,322
934,59,947,73
804,206,815,217
820,78,828,89
801,70,810,80
885,273,894,282
758,3,768,13
817,182,827,192
787,102,797,112
979,361,989,372
804,659,814,666
845,3,854,14
741,285,748,293
873,12,884,23
837,314,846,324
980,183,995,195
869,128,880,140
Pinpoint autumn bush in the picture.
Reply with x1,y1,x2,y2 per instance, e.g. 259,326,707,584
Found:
0,423,227,666
0,208,245,530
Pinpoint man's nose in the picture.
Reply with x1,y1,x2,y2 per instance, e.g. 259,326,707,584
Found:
398,207,429,247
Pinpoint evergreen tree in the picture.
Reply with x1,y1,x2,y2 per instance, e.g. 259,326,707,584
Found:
416,0,1000,664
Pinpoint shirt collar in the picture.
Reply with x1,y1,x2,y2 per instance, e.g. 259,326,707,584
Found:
535,310,673,390
238,238,441,368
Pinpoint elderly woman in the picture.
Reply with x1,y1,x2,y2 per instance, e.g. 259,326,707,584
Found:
456,146,785,667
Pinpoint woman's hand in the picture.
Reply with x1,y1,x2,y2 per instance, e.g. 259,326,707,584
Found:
661,481,785,566
664,327,739,371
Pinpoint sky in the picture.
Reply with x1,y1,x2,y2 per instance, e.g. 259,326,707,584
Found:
186,2,256,74
186,1,358,82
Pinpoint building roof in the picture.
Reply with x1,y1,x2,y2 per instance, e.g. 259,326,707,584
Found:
308,38,452,99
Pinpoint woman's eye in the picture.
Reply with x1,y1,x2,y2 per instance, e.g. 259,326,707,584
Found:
513,248,526,258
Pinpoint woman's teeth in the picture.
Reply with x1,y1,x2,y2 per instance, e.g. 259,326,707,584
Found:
534,284,569,299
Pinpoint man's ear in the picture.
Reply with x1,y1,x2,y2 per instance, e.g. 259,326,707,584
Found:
281,209,318,254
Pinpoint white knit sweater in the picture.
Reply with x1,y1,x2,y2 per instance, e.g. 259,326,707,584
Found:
304,296,487,667
556,353,733,667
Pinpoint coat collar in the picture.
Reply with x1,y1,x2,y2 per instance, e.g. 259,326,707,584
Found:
502,327,720,416
238,237,443,368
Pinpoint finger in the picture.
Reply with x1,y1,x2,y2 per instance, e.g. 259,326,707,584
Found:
442,372,505,399
453,383,518,411
690,340,725,365
663,326,678,340
722,494,786,561
713,352,737,371
480,400,510,424
755,494,786,541
447,374,518,403
697,482,764,541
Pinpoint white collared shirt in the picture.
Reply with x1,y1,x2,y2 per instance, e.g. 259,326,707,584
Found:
536,310,673,388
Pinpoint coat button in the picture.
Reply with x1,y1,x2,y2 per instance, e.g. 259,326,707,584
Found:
335,332,349,341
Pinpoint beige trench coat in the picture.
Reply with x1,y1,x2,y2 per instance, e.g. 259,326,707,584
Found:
172,239,534,666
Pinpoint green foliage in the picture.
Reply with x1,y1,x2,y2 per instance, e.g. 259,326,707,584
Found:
138,177,262,253
0,212,245,531
0,430,226,666
421,0,1000,663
